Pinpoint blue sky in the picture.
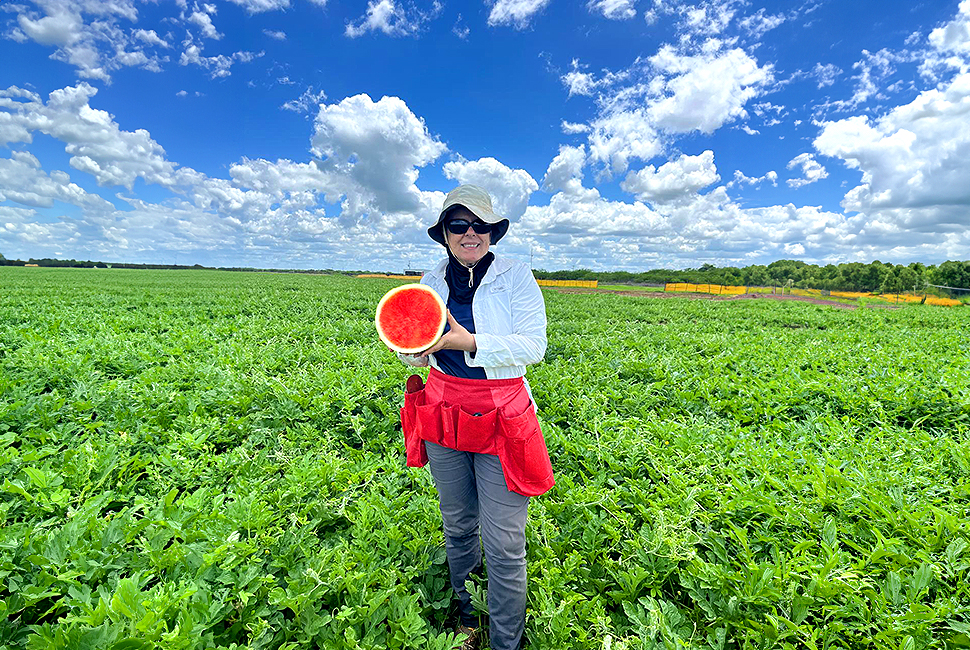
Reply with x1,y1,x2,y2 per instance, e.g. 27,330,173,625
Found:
1,0,969,271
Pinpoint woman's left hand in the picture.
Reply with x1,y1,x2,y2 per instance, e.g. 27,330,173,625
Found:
419,310,477,357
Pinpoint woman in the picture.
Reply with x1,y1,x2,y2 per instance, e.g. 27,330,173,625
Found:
396,184,554,650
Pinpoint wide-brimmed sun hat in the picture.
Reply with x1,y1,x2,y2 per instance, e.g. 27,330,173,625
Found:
427,184,510,246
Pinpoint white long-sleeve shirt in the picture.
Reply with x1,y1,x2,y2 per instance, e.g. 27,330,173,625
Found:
397,255,548,380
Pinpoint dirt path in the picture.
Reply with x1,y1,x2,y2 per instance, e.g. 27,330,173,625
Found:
551,287,897,309
716,292,859,309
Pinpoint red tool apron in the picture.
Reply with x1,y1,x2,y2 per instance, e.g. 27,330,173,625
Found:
400,368,555,497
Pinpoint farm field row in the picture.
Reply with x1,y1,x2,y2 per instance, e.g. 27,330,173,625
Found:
1,268,969,649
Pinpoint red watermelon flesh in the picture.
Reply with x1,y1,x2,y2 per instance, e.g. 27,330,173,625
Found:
375,283,447,354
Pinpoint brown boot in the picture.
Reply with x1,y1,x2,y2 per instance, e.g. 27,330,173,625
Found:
457,625,480,650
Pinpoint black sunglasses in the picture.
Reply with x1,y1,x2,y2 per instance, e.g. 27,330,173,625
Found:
445,219,492,235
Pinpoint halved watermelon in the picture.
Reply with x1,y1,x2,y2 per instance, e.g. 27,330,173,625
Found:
375,283,447,354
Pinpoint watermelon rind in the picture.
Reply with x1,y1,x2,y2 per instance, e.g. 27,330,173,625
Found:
375,283,447,354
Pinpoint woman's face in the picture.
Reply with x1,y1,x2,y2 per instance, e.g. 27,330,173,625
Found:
445,207,491,266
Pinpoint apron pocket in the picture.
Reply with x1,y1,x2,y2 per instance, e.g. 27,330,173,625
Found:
499,405,554,497
401,405,428,467
457,407,498,454
401,388,420,433
415,402,445,446
440,404,459,449
402,381,428,467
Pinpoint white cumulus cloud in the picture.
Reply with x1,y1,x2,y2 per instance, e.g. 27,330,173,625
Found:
561,120,590,134
541,144,589,196
562,60,599,97
0,83,460,268
188,9,221,40
682,1,735,37
512,183,858,271
815,70,970,214
648,44,774,134
0,83,177,190
566,40,772,175
487,0,551,29
922,0,970,80
227,0,292,13
588,0,636,20
311,93,447,220
281,86,328,115
786,153,828,189
17,6,83,46
179,40,263,78
133,29,169,48
587,108,663,175
443,157,538,220
0,150,115,210
621,150,720,203
929,0,970,57
345,0,442,38
8,1,169,81
813,63,841,88
738,8,785,38
728,169,778,188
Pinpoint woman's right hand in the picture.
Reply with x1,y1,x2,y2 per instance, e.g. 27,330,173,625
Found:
394,349,430,367
418,311,476,357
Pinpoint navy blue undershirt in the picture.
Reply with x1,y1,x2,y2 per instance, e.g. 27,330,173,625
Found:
433,296,486,379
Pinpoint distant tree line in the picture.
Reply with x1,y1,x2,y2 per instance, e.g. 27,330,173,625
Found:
0,257,204,269
3,253,968,296
0,255,362,275
534,259,970,296
1,257,113,268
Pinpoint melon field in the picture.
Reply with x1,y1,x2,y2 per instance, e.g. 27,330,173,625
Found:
1,267,969,650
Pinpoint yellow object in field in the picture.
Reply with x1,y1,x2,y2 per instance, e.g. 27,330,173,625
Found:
536,279,598,288
665,282,744,295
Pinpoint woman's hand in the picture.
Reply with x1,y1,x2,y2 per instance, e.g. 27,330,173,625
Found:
419,310,476,357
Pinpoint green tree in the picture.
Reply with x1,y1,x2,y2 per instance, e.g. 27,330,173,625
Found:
880,267,904,301
839,262,864,291
860,261,886,292
767,259,808,286
821,272,846,291
743,265,769,287
898,266,920,294
931,260,970,289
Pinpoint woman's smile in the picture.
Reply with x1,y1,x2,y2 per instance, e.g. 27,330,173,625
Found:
446,210,491,265
452,236,487,264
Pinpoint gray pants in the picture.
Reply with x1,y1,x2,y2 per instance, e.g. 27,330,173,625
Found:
425,441,530,650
